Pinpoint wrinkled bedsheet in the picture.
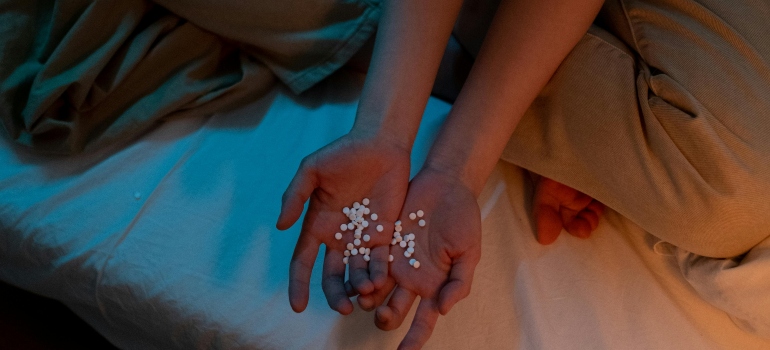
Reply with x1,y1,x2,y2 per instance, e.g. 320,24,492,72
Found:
1,70,769,349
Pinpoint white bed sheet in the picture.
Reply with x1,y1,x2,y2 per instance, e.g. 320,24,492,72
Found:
1,70,769,349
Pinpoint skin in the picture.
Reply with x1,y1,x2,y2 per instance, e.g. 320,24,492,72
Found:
279,0,606,348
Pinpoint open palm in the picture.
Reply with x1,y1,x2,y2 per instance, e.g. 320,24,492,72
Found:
277,133,410,315
364,167,482,349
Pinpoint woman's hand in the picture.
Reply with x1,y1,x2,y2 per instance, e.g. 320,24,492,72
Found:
362,166,482,349
276,131,410,315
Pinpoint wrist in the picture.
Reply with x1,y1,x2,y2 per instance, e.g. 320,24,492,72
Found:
422,153,487,197
349,116,417,154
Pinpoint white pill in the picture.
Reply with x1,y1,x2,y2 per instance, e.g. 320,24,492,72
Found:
391,238,397,245
418,220,426,227
344,250,351,257
376,225,384,232
365,248,371,255
389,255,394,262
343,207,350,214
404,251,411,258
413,261,420,268
363,198,370,205
353,202,360,209
347,243,354,250
354,232,361,239
409,213,417,220
395,236,402,243
335,232,342,240
408,233,416,241
371,213,378,221
343,257,349,264
340,224,347,231
409,258,416,266
407,247,414,254
395,225,402,232
352,248,358,256
417,210,424,218
394,232,401,237
362,221,369,228
400,241,407,248
408,241,415,248
363,234,371,242
364,208,370,214
363,254,370,262
395,220,402,226
359,247,366,254
348,223,355,230
354,239,361,246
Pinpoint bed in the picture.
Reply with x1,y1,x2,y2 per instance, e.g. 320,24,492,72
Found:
1,69,769,349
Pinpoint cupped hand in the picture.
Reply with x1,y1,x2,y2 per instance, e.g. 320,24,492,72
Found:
276,131,410,315
361,166,482,350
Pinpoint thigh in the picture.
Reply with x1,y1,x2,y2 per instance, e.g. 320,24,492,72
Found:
503,0,770,257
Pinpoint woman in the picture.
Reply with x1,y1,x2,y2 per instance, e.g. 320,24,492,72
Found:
278,0,770,348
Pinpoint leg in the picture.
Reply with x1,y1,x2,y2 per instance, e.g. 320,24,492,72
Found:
504,0,770,258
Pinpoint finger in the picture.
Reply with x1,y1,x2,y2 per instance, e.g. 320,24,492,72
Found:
348,251,374,295
375,286,417,331
344,281,358,297
358,275,396,311
564,216,592,238
437,254,478,315
277,158,317,230
368,245,390,289
322,247,353,315
289,234,321,313
398,298,440,350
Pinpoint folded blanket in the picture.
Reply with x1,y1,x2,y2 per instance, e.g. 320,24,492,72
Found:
0,0,379,155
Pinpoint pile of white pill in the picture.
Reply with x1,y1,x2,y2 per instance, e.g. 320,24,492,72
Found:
336,198,376,264
390,209,425,269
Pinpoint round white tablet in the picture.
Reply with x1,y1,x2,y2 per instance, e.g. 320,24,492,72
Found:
417,210,424,218
371,213,378,221
418,220,426,227
409,213,416,220
340,224,347,231
413,261,420,268
363,234,370,242
389,255,394,262
363,254,370,262
335,232,342,240
363,198,370,205
376,225,384,232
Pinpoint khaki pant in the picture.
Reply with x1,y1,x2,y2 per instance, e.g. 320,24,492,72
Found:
459,0,770,259
456,0,770,336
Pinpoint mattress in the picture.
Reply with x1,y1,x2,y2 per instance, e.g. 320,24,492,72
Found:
1,70,768,349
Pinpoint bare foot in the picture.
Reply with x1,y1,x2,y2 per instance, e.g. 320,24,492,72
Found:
531,174,605,245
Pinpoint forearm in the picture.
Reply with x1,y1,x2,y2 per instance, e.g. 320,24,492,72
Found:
351,0,464,150
425,0,604,195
